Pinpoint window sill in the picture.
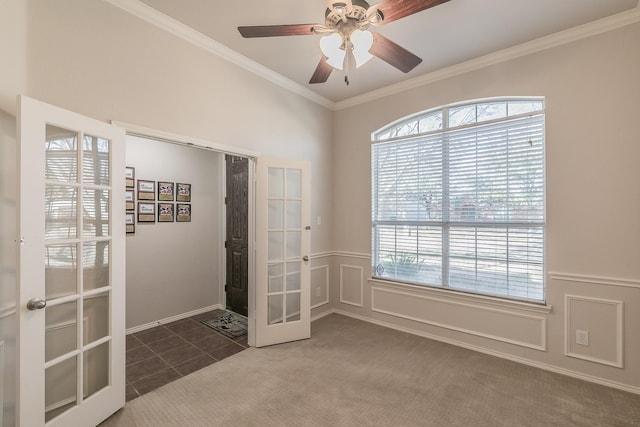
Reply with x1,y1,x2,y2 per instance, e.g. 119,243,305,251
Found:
369,277,553,315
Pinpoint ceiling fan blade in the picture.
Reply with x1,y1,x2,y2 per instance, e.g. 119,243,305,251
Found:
238,24,316,38
369,33,422,73
370,0,450,25
309,56,334,84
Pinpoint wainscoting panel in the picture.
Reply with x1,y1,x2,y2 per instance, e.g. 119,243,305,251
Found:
565,295,623,368
371,285,546,350
340,265,364,307
311,265,330,309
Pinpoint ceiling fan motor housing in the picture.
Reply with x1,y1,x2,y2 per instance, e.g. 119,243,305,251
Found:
325,0,372,28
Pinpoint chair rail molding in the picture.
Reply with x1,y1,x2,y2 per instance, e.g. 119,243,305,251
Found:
549,272,640,289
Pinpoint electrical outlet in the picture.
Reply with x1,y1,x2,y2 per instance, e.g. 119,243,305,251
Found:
576,329,589,346
316,286,321,297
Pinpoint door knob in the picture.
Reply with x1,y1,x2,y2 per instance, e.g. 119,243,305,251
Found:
27,298,47,311
303,255,309,262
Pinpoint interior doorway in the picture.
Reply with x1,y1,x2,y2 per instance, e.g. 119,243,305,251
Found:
224,155,249,316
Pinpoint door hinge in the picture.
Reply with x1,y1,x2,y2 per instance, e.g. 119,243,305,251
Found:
224,284,229,292
224,241,228,248
224,197,228,205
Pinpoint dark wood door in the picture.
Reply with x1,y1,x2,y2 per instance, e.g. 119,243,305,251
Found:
225,155,249,316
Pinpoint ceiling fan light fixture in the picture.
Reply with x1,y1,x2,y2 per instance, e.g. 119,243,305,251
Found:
320,33,346,70
351,29,374,67
239,0,443,85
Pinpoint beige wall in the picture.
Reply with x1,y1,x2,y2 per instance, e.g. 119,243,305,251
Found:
331,23,640,391
0,0,26,114
0,0,334,319
9,0,334,255
125,136,222,329
1,0,638,403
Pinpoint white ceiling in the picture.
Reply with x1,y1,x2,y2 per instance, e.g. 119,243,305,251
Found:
137,0,638,103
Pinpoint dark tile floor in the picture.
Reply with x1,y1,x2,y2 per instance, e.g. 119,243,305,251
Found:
125,309,248,401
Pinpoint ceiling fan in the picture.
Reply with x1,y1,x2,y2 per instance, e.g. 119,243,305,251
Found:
238,0,451,85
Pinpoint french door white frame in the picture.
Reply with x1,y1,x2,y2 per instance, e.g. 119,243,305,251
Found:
254,157,311,348
112,122,259,346
106,123,314,349
18,96,126,427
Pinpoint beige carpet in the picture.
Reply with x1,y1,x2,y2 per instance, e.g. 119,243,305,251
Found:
102,314,640,427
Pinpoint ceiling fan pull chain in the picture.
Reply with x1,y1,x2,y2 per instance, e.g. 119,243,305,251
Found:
344,39,355,85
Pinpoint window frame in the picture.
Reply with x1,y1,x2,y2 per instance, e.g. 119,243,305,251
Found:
371,97,546,304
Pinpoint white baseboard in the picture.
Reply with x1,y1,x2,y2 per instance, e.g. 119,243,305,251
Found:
311,307,334,323
329,309,640,395
126,304,223,335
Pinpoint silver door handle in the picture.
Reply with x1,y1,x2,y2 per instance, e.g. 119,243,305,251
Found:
303,256,309,262
27,298,47,311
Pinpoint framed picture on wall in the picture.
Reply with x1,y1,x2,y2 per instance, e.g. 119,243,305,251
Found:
125,211,135,234
125,166,135,188
176,203,191,222
158,181,174,201
158,203,174,222
137,202,156,222
176,183,191,202
137,180,155,200
125,189,135,210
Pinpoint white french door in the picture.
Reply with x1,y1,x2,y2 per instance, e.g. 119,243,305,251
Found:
255,158,311,347
18,96,126,427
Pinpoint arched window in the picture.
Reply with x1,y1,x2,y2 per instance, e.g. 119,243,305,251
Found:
371,98,545,302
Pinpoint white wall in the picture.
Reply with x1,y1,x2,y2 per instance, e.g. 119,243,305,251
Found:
125,136,222,329
331,23,640,391
0,108,17,426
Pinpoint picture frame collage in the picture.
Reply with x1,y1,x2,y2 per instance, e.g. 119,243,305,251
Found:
126,166,192,234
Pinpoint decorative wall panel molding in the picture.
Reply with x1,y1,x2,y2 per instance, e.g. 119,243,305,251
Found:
369,278,551,314
340,265,364,307
311,264,330,309
371,285,547,350
565,295,624,368
332,308,640,395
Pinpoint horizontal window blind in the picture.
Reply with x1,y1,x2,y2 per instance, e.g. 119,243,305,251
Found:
372,100,545,302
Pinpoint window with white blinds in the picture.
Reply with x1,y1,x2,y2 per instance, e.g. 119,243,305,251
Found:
371,99,545,302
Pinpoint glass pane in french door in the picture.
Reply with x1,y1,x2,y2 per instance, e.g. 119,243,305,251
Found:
43,124,112,423
266,166,302,325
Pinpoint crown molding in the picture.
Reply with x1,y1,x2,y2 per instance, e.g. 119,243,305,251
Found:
104,0,335,109
334,5,640,110
106,0,640,112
